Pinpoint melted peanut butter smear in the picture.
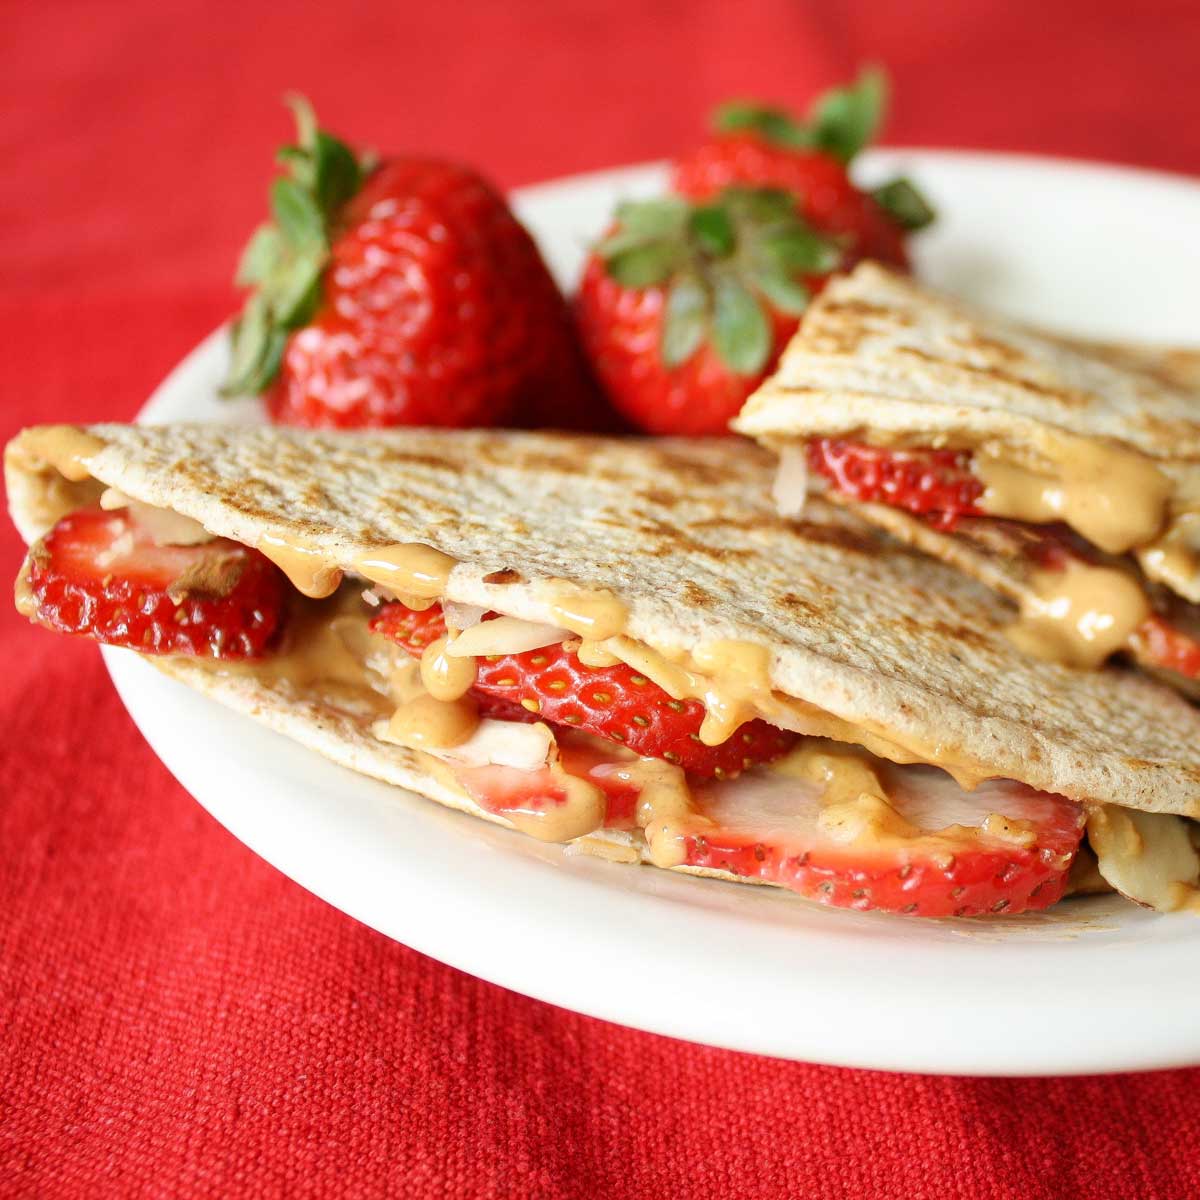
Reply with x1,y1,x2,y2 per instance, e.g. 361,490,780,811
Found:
773,743,1038,856
1007,560,1151,670
612,758,702,868
193,586,407,717
505,766,608,843
354,543,458,598
10,425,106,481
542,581,628,640
974,440,1171,556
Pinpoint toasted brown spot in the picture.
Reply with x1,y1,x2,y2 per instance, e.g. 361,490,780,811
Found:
166,550,246,602
682,580,712,609
483,568,523,585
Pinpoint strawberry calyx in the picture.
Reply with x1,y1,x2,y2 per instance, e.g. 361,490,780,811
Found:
595,187,842,377
713,67,889,163
710,69,935,231
223,95,375,397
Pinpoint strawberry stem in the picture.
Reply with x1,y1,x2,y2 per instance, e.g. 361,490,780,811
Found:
222,96,371,397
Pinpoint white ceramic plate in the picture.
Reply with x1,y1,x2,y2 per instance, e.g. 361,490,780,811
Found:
104,152,1200,1076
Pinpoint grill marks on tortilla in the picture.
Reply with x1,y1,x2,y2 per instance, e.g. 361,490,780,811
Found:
14,421,1200,814
744,263,1200,456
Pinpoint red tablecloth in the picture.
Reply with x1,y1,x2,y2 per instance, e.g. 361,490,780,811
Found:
5,2,1200,1196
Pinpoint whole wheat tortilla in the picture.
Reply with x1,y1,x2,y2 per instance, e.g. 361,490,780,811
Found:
733,261,1200,461
9,422,1200,819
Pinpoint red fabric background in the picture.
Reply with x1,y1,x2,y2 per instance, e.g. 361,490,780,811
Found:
4,2,1200,1196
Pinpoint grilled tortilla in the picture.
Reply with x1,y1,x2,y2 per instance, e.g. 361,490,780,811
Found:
734,262,1200,604
9,421,1200,825
734,264,1200,687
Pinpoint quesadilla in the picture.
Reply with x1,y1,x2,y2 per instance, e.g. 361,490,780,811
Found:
9,422,1200,917
734,263,1200,689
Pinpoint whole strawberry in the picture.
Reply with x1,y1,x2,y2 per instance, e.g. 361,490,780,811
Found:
224,98,592,429
575,187,843,435
672,69,934,271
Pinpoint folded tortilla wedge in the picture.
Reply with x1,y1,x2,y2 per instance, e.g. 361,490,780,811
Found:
9,422,1200,916
734,263,1200,688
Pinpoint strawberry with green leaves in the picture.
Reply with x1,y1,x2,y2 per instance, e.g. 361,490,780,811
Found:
225,98,593,429
672,68,934,268
577,71,934,436
575,186,844,435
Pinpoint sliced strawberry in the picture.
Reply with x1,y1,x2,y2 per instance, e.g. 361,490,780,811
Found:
1133,614,1200,680
808,438,984,530
450,733,1082,917
684,763,1083,916
25,506,287,658
369,600,797,778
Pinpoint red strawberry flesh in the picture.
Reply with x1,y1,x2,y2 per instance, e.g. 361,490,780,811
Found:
25,507,287,658
451,730,1082,918
265,158,592,430
369,600,796,777
683,763,1083,916
808,438,985,529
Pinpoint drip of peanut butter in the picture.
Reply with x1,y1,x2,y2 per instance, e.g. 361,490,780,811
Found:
387,693,480,750
771,742,1038,857
191,586,404,716
258,532,344,599
579,633,991,786
1006,560,1150,669
420,635,477,701
604,758,703,868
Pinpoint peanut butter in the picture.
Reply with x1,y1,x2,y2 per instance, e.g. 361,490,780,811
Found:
580,633,990,786
192,586,402,715
420,635,477,701
974,440,1170,555
258,532,344,599
690,639,774,745
771,741,1034,857
10,425,106,482
353,543,458,598
817,792,920,844
602,757,703,868
1006,560,1150,669
502,767,608,843
386,692,480,750
543,581,628,640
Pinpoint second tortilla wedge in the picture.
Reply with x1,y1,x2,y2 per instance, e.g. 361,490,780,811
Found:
734,262,1200,692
